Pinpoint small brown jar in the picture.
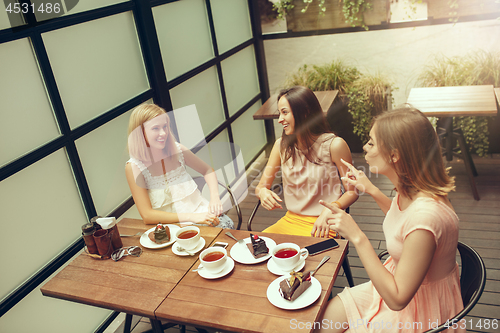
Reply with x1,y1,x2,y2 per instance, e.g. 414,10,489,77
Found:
81,223,98,254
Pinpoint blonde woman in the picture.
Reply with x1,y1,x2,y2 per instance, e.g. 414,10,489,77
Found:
319,107,463,333
125,103,234,228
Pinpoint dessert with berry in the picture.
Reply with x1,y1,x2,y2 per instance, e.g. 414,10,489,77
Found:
246,233,269,258
148,224,170,244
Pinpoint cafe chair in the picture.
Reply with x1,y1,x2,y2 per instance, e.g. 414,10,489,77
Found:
193,176,243,230
247,184,355,288
378,241,486,333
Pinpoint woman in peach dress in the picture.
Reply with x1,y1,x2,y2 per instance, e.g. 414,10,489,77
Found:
318,107,464,333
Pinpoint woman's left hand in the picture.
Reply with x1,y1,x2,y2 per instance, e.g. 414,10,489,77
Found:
209,197,223,216
311,214,330,238
319,200,363,243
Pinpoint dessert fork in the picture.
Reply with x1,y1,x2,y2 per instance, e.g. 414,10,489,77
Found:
120,232,143,237
177,245,195,256
311,256,330,276
225,231,245,244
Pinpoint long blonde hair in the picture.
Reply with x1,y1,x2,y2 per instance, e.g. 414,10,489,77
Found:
373,107,455,198
127,103,177,162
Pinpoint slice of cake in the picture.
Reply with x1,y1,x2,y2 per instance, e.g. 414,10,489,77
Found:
148,224,170,244
279,271,312,301
246,234,269,258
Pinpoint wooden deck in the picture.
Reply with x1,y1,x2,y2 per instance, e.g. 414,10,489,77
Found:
226,152,500,333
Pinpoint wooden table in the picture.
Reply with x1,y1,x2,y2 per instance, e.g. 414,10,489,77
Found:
40,218,222,332
41,222,348,333
253,90,339,120
156,229,348,333
407,85,499,201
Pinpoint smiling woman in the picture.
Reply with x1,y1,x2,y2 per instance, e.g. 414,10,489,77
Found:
125,103,234,228
255,85,358,239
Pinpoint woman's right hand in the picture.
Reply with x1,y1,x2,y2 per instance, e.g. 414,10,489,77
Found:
340,159,376,195
258,188,283,211
191,212,220,227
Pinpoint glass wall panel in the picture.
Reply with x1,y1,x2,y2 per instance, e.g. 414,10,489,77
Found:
231,101,266,165
42,12,149,129
170,66,225,139
221,45,259,116
0,262,110,333
0,149,87,300
153,0,214,80
76,110,132,216
210,0,252,54
0,4,25,30
0,38,60,167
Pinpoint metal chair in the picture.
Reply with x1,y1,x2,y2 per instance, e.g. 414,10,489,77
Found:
247,184,355,288
378,241,486,333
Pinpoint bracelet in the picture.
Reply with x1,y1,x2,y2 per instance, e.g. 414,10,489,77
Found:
334,201,343,210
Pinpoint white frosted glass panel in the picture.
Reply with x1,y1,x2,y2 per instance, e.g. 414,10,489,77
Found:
0,149,87,300
76,110,132,216
0,38,60,167
33,0,128,22
210,0,252,54
221,45,260,116
170,67,225,138
153,0,214,79
0,5,25,29
0,256,111,333
232,101,266,165
42,12,149,129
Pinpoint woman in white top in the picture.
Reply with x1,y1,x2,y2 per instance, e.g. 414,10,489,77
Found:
125,103,234,228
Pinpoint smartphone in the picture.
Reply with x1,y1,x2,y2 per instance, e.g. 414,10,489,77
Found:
212,241,228,249
305,239,339,256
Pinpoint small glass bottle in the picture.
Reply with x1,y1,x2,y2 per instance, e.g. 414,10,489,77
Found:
81,223,99,254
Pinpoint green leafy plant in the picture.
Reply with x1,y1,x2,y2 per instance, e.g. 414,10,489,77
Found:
284,60,392,143
418,50,500,156
271,0,295,20
346,74,392,142
342,0,372,30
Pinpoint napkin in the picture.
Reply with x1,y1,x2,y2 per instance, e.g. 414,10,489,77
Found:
96,217,117,229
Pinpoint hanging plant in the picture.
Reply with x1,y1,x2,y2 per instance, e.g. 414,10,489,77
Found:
342,0,372,30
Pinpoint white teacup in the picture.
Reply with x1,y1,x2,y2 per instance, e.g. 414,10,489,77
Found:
200,247,227,274
175,226,200,250
272,243,309,271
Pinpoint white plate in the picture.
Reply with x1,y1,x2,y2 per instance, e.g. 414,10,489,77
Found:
267,256,306,276
197,257,235,279
172,237,206,256
139,224,180,249
229,236,276,264
267,275,321,310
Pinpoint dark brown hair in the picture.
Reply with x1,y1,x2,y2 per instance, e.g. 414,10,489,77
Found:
279,86,330,165
373,106,455,198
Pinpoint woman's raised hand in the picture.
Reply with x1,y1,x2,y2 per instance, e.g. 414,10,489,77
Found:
319,200,363,243
259,188,283,211
340,158,376,195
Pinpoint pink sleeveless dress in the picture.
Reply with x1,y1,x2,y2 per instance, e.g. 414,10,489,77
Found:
337,195,464,333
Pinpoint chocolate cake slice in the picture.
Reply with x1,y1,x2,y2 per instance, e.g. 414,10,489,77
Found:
246,234,269,258
279,271,312,301
148,224,170,244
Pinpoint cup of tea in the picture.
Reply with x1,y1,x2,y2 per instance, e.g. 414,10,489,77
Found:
175,226,200,250
272,243,308,271
200,247,227,274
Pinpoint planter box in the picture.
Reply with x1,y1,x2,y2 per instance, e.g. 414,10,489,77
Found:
427,0,500,20
287,0,390,32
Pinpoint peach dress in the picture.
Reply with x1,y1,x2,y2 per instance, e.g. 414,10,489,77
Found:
337,195,464,333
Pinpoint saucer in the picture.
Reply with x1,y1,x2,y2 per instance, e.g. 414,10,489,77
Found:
172,237,205,256
197,257,235,279
267,257,306,276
